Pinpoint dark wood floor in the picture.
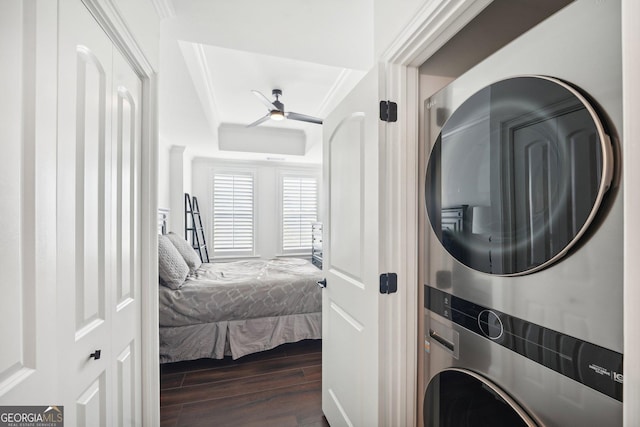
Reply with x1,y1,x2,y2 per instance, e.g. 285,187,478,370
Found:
160,340,329,427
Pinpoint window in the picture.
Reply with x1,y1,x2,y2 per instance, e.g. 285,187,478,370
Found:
281,175,318,253
212,172,254,256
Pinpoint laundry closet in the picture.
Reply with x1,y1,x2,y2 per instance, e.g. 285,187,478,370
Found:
417,1,623,425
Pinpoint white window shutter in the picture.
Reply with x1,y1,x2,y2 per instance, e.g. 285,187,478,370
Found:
213,173,254,254
282,176,318,253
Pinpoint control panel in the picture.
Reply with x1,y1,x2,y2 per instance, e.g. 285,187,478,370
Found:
425,285,624,401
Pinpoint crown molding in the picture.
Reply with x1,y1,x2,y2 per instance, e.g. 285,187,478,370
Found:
381,0,493,67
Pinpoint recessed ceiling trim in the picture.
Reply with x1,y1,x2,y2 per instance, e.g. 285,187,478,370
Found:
218,124,306,156
192,43,221,131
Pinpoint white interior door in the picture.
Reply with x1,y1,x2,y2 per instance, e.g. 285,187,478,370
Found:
57,0,142,425
0,0,58,405
322,66,384,426
110,45,143,427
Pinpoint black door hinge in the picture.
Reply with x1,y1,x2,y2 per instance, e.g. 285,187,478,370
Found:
379,101,397,122
380,272,398,294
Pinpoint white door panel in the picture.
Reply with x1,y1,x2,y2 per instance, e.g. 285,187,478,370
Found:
58,1,142,424
322,67,384,427
329,116,363,280
0,0,58,403
116,344,135,427
111,47,142,427
76,45,108,336
58,1,113,423
76,375,107,427
0,0,32,394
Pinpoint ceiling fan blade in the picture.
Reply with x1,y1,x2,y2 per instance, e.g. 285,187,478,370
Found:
246,114,271,127
286,111,323,125
251,90,277,111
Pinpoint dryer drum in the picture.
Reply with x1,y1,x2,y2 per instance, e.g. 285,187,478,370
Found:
424,368,538,427
424,75,614,276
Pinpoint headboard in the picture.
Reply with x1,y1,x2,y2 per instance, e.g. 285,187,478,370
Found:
158,208,170,235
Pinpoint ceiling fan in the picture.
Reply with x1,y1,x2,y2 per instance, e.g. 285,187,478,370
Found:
247,89,323,127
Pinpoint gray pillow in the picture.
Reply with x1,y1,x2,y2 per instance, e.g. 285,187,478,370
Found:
158,234,189,289
166,232,203,273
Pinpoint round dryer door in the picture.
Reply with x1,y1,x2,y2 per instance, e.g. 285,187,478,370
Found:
425,75,614,276
424,368,537,427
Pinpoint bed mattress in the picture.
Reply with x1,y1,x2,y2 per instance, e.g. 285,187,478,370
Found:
159,258,323,362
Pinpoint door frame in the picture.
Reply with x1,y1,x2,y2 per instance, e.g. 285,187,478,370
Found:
381,0,640,425
377,1,494,425
81,0,160,425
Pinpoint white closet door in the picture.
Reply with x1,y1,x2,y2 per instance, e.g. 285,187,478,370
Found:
110,48,143,427
57,0,142,425
0,0,58,405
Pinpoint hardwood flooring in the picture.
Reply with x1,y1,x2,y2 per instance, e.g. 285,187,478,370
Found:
160,339,329,427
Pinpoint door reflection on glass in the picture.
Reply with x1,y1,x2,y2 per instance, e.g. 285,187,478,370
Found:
425,76,612,276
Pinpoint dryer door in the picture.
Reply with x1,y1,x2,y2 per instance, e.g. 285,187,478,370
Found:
424,368,537,427
424,75,614,276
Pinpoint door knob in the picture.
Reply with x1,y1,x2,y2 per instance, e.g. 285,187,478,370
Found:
89,350,102,360
317,278,327,288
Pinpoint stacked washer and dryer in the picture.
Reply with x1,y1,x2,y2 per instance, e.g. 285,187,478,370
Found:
421,1,623,426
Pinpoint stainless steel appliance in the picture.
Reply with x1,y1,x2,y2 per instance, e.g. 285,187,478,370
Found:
422,1,623,426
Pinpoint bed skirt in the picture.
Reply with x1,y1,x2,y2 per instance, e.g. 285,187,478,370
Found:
159,312,321,363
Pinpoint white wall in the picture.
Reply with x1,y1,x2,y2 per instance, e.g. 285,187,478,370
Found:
169,145,186,233
191,158,321,260
156,142,194,235
165,0,374,71
184,149,193,195
157,19,206,216
158,137,171,210
374,0,428,57
158,28,215,154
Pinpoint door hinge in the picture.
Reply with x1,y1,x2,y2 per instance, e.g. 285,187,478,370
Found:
380,272,398,294
379,101,397,122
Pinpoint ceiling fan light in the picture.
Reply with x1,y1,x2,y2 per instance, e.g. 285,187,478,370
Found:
270,110,285,121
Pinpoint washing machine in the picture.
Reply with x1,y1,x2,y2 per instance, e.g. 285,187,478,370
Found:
421,1,623,426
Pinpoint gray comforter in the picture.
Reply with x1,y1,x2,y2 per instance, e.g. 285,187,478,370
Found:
159,258,323,327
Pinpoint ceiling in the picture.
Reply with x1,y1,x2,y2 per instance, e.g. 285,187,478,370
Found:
157,0,373,163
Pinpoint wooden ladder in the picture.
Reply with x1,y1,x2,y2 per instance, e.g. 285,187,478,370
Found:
184,193,210,263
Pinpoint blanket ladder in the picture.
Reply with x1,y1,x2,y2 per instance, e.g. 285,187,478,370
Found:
185,193,210,263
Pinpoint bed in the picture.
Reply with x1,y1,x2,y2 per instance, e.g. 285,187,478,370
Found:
156,212,323,363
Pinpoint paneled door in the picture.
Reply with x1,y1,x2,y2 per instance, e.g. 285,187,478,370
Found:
110,45,143,427
321,67,384,426
0,0,58,405
505,108,602,272
57,0,142,425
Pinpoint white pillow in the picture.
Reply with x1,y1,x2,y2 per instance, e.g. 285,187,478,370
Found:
166,232,203,273
158,234,189,289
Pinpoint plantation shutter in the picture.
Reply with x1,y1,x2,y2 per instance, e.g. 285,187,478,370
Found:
282,176,318,252
213,173,254,254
